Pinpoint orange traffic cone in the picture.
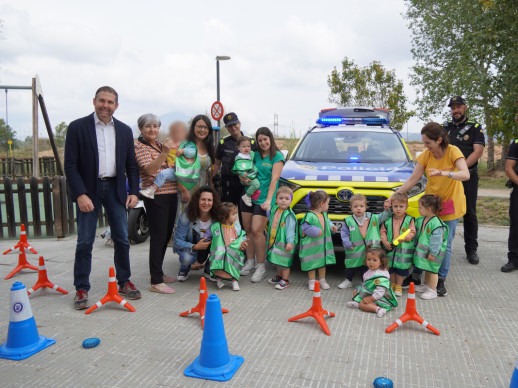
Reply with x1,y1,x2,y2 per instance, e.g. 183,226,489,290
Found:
180,277,229,329
85,267,135,314
385,282,440,335
288,281,335,336
3,224,38,280
27,256,68,296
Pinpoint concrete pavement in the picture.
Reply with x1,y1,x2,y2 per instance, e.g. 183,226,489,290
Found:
0,224,516,387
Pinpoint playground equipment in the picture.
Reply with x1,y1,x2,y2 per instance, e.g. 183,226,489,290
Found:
3,224,38,279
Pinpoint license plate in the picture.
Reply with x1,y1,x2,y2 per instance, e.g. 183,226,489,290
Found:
332,221,344,232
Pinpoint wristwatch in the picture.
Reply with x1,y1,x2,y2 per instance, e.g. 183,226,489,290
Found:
448,171,454,179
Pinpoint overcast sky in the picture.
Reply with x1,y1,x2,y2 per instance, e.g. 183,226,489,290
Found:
0,0,442,141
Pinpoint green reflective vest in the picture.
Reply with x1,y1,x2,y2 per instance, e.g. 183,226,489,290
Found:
175,142,201,190
299,211,335,271
344,212,381,268
232,152,258,180
353,275,398,311
413,216,448,273
384,215,415,270
208,222,245,280
266,205,298,268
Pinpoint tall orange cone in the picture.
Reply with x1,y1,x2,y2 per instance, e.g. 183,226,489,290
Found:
27,256,68,296
180,277,228,329
3,224,38,279
288,281,335,336
385,282,440,335
85,267,135,314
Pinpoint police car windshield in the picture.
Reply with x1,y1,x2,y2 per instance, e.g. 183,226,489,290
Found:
292,131,409,163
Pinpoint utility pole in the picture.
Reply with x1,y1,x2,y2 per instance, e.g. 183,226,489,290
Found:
273,113,279,136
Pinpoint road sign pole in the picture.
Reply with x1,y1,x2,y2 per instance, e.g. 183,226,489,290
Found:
216,60,221,144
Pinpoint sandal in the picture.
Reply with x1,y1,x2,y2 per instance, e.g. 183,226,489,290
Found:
191,261,206,270
163,275,176,283
149,283,176,294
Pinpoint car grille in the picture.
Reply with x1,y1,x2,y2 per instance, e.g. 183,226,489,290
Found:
292,195,387,216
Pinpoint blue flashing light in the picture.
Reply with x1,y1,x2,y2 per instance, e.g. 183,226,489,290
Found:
316,117,390,126
349,156,359,161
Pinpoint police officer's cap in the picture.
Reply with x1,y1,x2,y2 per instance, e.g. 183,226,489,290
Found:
223,112,240,127
448,96,467,107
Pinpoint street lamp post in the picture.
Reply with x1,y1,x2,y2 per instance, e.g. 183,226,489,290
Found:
216,55,231,143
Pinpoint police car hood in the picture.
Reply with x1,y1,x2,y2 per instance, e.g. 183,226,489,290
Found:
282,160,414,183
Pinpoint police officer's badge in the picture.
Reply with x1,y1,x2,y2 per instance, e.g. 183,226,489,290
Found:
374,279,381,285
463,134,469,140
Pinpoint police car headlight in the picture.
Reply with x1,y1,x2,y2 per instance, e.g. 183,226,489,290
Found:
279,178,301,193
403,175,427,198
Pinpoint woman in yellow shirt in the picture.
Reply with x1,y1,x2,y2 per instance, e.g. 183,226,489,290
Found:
391,122,470,297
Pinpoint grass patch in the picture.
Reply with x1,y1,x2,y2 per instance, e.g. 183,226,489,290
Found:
475,196,509,226
478,171,508,189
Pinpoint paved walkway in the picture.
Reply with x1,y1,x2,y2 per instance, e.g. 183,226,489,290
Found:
478,188,511,198
0,224,516,387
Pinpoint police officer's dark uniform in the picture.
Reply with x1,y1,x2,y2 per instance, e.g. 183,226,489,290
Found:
443,96,485,264
503,139,518,272
214,112,256,205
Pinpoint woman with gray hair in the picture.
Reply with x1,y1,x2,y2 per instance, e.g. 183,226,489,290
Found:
134,113,178,294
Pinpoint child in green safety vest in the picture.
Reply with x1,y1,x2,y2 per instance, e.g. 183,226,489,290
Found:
232,136,261,207
204,202,247,291
346,246,397,317
266,186,297,290
140,121,199,202
380,192,416,297
299,190,337,291
339,194,391,290
413,194,448,300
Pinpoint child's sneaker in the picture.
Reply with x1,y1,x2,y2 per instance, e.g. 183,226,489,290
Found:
139,187,155,199
232,280,240,291
319,279,330,290
240,259,256,276
177,272,189,282
308,279,316,291
420,288,438,300
241,194,252,207
251,264,266,283
275,279,290,290
347,301,359,309
415,284,429,293
338,278,353,289
390,283,396,290
376,307,387,317
217,279,225,289
394,285,403,297
268,275,282,284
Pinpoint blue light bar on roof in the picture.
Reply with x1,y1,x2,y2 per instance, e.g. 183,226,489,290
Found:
316,117,390,125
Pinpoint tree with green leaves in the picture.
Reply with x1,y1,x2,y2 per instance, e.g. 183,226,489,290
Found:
327,57,415,131
54,121,68,148
405,0,518,170
0,118,17,153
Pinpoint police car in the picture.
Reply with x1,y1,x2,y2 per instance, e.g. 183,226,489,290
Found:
280,107,425,248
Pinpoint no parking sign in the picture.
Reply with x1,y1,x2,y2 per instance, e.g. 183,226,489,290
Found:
211,101,224,121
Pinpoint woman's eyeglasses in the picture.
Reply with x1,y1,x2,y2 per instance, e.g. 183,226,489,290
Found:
195,124,209,130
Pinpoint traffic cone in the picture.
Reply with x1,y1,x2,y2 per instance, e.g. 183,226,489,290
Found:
288,280,335,336
3,224,38,280
27,256,68,296
510,356,518,388
385,282,440,335
0,281,56,360
179,277,229,329
184,294,244,381
85,267,135,314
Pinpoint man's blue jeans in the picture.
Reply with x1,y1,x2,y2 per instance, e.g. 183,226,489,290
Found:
74,179,131,291
412,218,459,280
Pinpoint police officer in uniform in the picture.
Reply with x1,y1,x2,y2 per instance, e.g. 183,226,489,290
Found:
444,96,485,264
213,112,256,204
502,103,518,273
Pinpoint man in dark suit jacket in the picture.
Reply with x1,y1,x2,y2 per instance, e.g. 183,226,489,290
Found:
65,86,140,310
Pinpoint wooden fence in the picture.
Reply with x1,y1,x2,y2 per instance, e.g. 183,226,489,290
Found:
0,177,107,239
0,157,59,178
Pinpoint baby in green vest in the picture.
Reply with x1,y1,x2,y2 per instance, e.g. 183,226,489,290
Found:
380,192,416,297
204,202,247,291
299,190,338,290
232,136,261,207
346,246,398,317
266,186,297,290
139,121,198,202
339,194,391,289
412,195,448,300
